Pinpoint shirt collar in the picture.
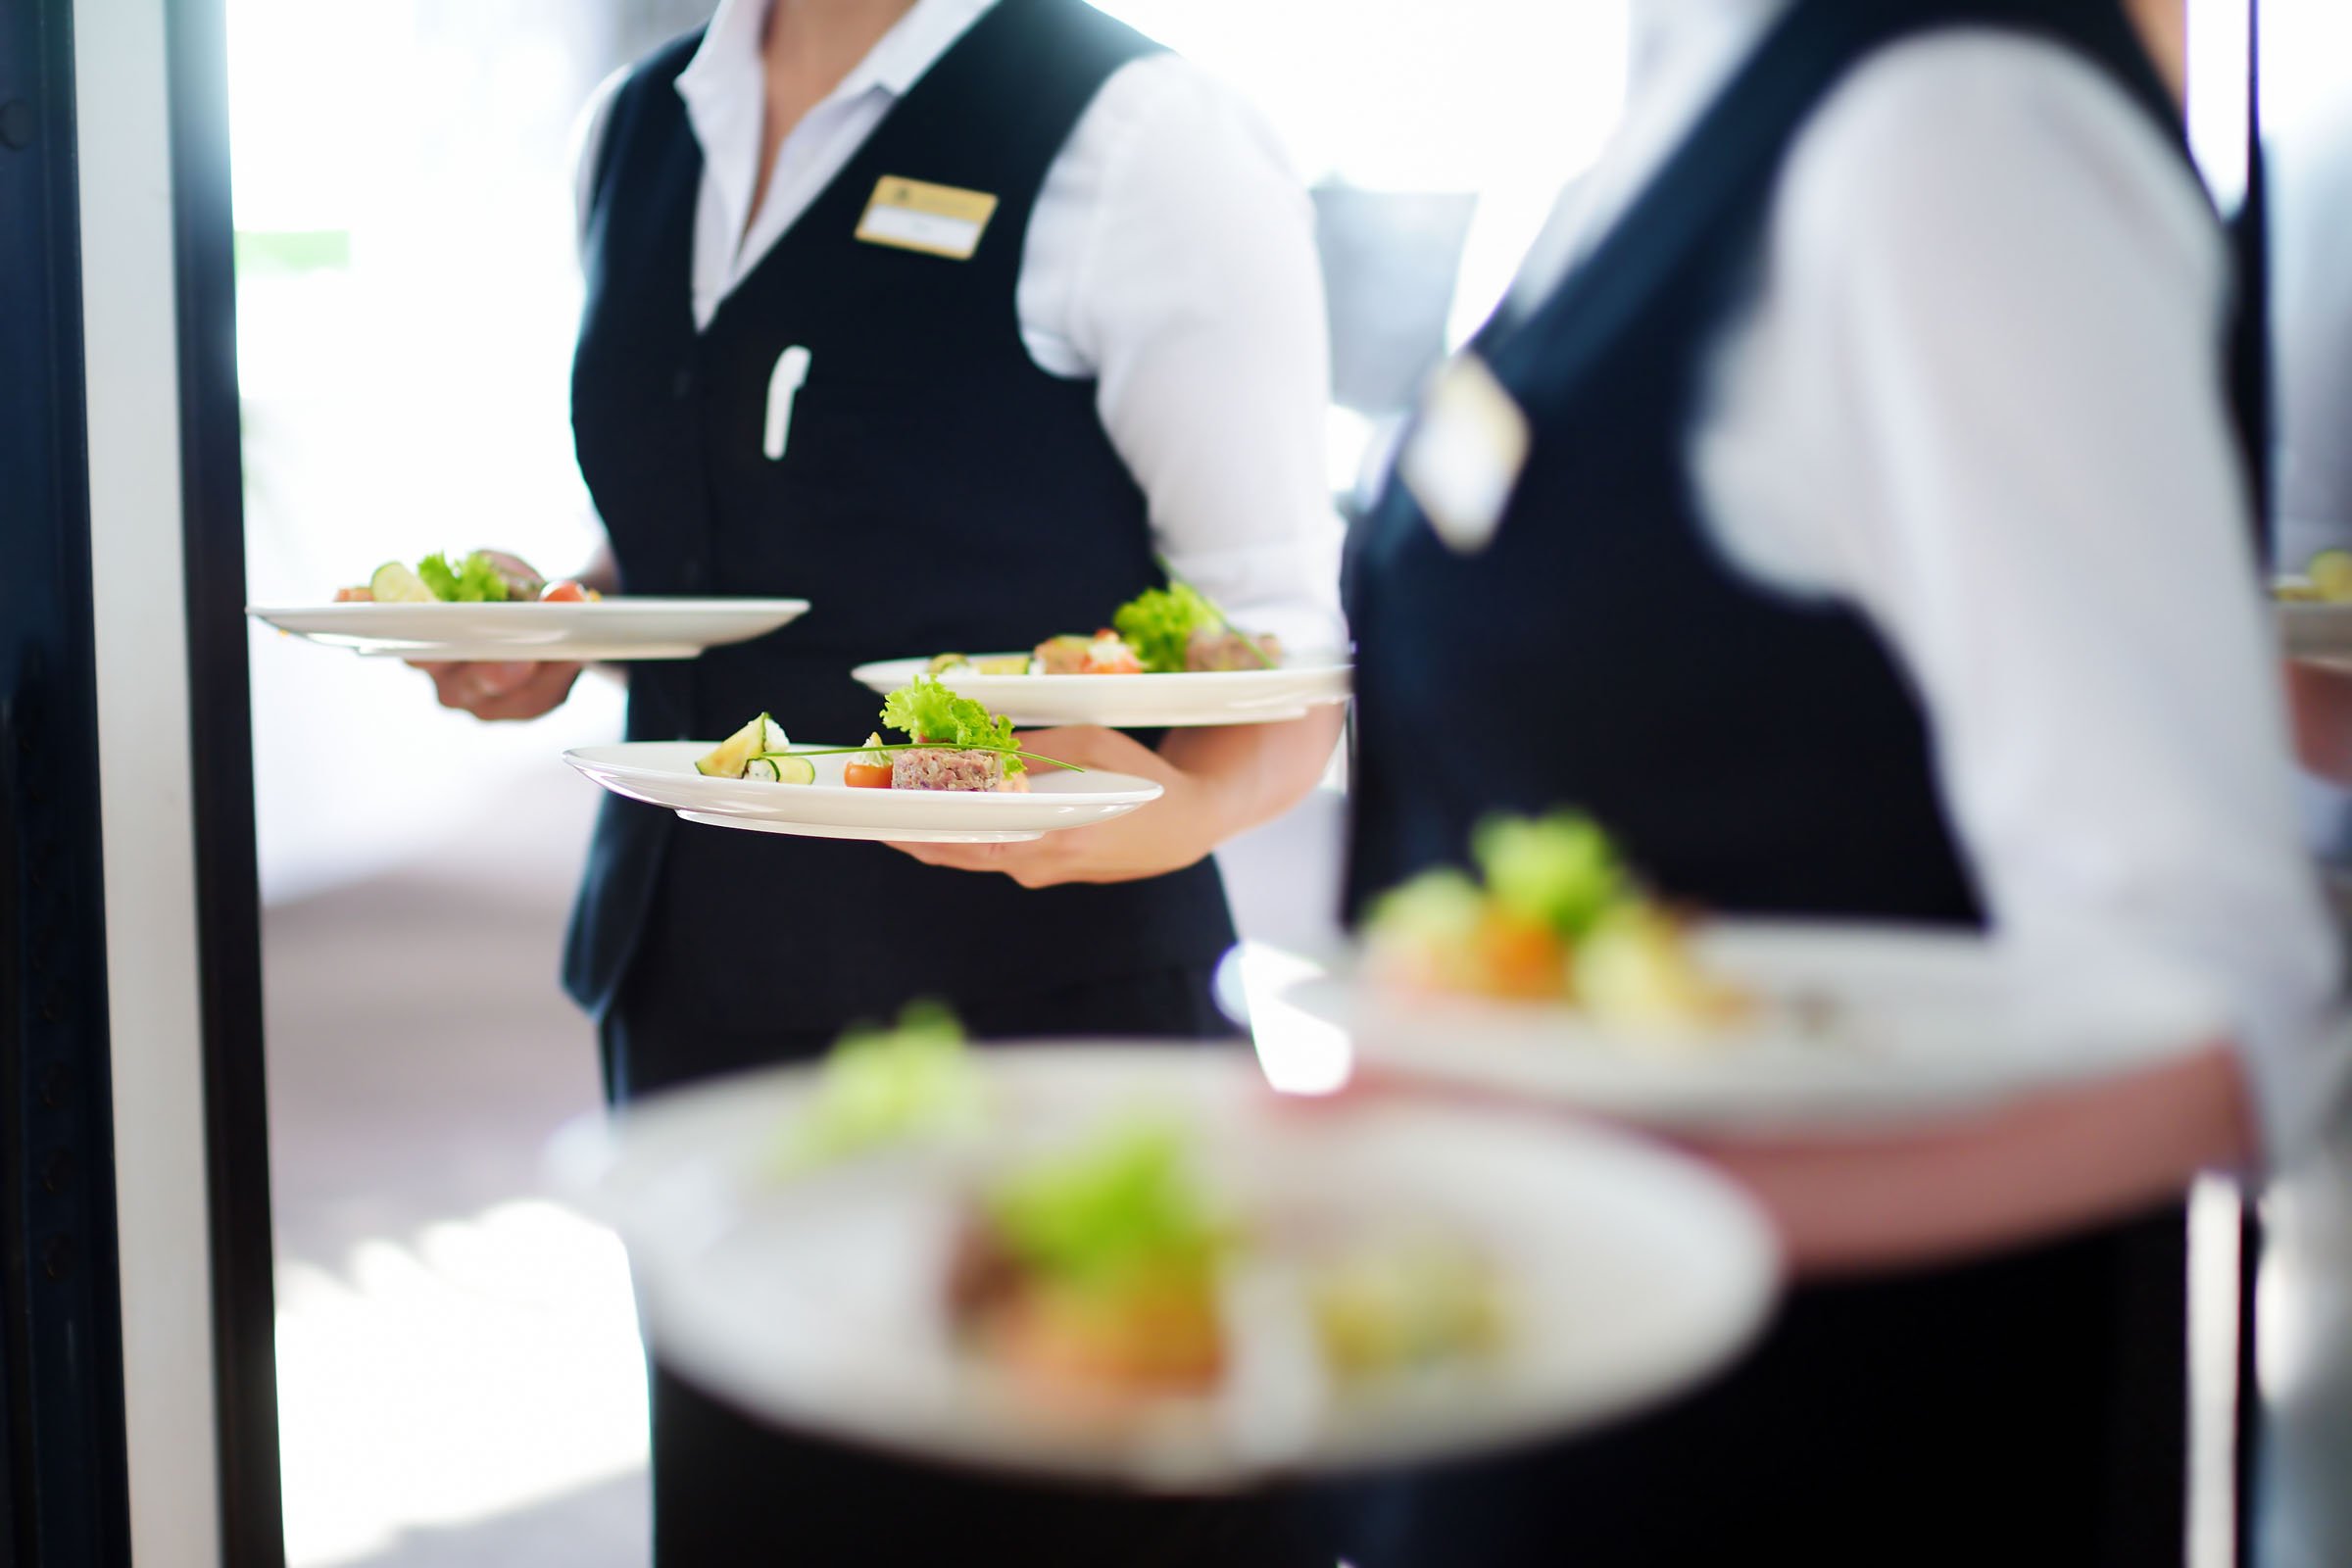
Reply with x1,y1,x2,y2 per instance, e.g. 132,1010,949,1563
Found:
674,0,997,237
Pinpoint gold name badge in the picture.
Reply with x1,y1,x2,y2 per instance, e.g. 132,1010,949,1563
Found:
855,176,1000,260
1398,353,1532,555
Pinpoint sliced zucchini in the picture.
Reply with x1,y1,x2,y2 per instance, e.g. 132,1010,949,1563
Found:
696,711,775,778
368,562,437,604
975,655,1032,675
927,652,970,676
749,752,816,785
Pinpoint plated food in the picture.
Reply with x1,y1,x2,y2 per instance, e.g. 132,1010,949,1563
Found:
689,678,1069,795
931,583,1282,680
2274,548,2352,604
949,1119,1506,1412
251,551,808,662
334,549,598,605
1365,811,1747,1037
551,1044,1776,1487
1250,810,2227,1130
564,678,1157,842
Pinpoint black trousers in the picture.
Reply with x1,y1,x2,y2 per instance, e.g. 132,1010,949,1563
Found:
1307,1202,2190,1568
602,954,1328,1568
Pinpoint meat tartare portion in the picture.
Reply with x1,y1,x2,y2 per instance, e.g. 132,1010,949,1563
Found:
892,746,1029,793
1184,627,1282,671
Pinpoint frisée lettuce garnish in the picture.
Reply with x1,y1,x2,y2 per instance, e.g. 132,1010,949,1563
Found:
1472,811,1625,938
416,550,518,604
778,1002,984,1175
984,1122,1230,1297
1111,584,1221,675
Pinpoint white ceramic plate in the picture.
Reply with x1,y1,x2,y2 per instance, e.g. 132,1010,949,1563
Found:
852,654,1351,727
247,598,811,662
563,741,1162,843
1276,921,2227,1133
2276,580,2352,660
547,1046,1777,1491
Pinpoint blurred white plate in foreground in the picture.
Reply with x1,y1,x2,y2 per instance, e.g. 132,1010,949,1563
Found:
248,598,809,662
563,741,1162,844
548,1046,1776,1491
1282,921,2226,1133
852,654,1352,727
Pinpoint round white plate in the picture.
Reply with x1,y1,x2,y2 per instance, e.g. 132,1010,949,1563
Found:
1277,921,2227,1133
548,1046,1778,1491
248,598,811,662
564,741,1162,843
852,654,1351,727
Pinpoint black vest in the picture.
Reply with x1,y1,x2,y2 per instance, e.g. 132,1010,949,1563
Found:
1345,0,2207,926
565,0,1235,1027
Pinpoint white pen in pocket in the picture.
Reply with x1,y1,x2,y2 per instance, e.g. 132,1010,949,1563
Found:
763,345,812,461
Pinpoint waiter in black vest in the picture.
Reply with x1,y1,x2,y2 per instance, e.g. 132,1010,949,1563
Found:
420,0,1341,1561
1319,0,2344,1563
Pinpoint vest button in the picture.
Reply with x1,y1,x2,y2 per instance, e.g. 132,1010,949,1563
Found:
670,369,692,400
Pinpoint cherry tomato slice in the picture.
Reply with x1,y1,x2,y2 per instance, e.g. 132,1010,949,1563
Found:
540,579,590,602
843,760,895,789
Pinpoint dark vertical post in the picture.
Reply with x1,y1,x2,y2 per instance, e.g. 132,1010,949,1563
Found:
162,0,286,1563
0,1,135,1562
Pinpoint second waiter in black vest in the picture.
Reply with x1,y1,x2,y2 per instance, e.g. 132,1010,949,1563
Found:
422,0,1342,1561
1324,0,2344,1563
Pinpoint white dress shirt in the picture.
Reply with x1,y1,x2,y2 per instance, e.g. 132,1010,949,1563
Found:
1505,0,2344,1170
574,0,1345,651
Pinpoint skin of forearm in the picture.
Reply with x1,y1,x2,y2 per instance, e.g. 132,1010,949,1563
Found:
2285,661,2352,785
1681,1043,2254,1278
1161,703,1345,842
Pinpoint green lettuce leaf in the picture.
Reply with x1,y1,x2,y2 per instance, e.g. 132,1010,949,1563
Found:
778,1002,981,1175
1111,583,1220,673
879,677,1025,772
416,550,514,604
985,1121,1227,1291
1472,811,1626,937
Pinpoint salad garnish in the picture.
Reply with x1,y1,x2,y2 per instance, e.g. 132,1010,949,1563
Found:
1366,809,1746,1030
882,677,1027,771
777,1002,983,1175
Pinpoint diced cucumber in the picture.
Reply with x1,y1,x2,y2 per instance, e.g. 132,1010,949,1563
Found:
369,562,437,603
696,711,776,778
745,758,781,782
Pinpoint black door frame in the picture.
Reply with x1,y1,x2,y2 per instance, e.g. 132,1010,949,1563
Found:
2,0,282,1563
1,1,134,1561
165,0,286,1562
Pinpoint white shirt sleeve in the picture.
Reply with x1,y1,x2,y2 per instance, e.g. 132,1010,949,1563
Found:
1692,34,2348,1171
1018,56,1348,653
